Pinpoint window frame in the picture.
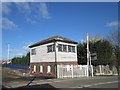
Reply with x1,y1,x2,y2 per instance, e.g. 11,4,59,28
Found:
47,44,55,53
58,44,62,52
31,48,36,55
63,45,67,52
47,45,53,52
72,46,75,53
68,45,72,52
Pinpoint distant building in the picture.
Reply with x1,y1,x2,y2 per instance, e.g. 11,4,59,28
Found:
2,60,12,64
29,35,78,77
0,61,2,64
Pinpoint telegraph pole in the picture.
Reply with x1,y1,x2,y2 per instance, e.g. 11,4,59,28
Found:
7,43,10,61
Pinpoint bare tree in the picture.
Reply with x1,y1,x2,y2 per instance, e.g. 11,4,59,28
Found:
108,29,120,75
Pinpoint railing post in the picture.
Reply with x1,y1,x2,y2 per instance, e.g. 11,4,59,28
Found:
71,65,73,78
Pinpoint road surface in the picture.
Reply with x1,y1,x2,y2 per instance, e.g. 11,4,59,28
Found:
3,76,118,89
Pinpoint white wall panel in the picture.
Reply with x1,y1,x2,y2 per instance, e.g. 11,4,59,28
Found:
30,41,77,63
30,42,55,62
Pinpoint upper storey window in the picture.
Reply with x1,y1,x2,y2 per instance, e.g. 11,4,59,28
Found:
47,44,55,52
72,46,75,53
58,44,62,51
63,45,67,52
47,44,76,53
58,44,75,53
31,48,36,55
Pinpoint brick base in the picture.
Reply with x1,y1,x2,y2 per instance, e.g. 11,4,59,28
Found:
30,61,78,77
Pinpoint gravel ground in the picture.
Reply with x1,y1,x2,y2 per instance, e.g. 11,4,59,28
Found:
2,67,55,88
2,67,32,85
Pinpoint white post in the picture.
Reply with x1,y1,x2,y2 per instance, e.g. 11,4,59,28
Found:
57,65,59,78
99,65,102,75
86,66,89,77
89,52,94,77
71,65,73,78
91,65,94,77
54,41,58,78
86,32,90,76
61,65,63,78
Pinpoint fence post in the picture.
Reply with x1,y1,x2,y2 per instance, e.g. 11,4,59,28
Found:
91,65,94,77
86,65,89,77
61,65,63,78
99,65,102,75
71,65,73,78
57,65,59,78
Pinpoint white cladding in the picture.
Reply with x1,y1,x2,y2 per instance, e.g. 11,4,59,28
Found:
56,41,77,62
30,42,55,63
30,41,77,63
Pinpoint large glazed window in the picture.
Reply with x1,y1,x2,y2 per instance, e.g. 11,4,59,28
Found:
47,44,55,52
68,45,72,52
47,45,52,52
47,44,76,53
58,44,62,51
63,45,67,52
72,46,75,52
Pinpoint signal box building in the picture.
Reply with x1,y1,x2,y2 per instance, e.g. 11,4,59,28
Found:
29,35,78,77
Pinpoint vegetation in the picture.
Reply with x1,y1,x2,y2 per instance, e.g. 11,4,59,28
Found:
11,52,30,65
107,30,120,74
77,30,119,71
77,39,113,66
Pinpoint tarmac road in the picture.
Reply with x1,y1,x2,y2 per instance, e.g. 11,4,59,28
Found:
2,76,119,89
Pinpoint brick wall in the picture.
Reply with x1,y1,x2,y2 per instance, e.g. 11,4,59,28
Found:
30,61,78,77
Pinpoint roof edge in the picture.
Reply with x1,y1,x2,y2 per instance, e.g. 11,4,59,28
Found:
29,36,78,48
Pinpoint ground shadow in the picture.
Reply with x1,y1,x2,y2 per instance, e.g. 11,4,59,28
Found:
16,83,57,88
2,84,57,90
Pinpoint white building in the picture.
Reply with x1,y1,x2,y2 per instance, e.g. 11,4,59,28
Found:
29,35,78,77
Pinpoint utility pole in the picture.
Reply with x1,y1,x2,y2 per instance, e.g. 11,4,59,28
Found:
7,43,10,61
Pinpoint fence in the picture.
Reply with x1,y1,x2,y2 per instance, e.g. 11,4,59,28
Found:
95,65,118,75
3,64,30,70
57,65,93,78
